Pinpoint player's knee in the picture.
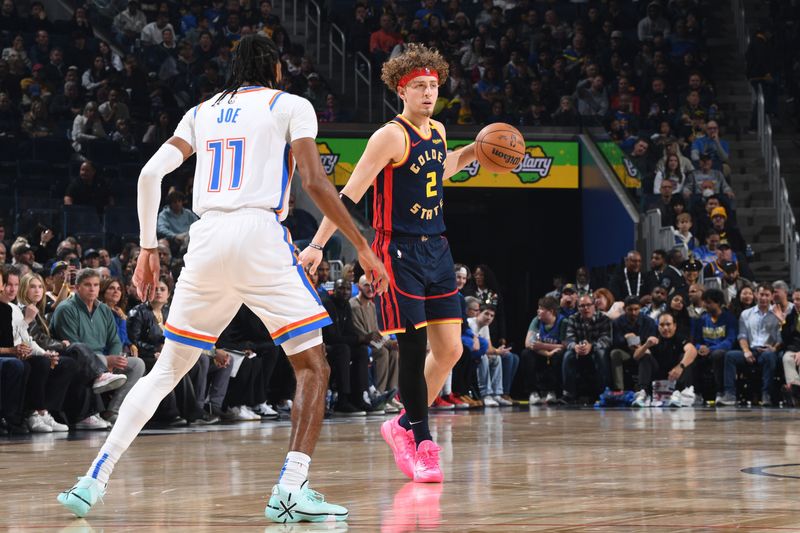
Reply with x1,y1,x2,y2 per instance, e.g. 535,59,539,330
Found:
434,344,462,367
292,346,330,379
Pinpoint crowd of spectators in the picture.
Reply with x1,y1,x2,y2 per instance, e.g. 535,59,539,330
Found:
2,0,800,437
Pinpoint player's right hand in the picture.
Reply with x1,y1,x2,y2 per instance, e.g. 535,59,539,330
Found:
357,246,390,295
298,246,323,274
133,248,160,302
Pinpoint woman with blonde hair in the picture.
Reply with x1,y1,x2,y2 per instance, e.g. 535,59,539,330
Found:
593,288,625,320
18,273,127,429
10,271,76,432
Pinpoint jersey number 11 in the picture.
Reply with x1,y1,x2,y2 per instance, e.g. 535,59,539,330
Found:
206,137,246,192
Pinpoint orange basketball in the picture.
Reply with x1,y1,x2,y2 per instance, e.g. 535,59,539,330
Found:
475,123,526,173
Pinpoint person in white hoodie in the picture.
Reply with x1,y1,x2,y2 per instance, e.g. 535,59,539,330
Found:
673,212,697,256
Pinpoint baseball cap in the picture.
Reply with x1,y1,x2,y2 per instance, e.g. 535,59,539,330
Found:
83,248,99,259
50,261,68,276
718,242,731,250
561,283,577,294
681,259,703,272
711,207,727,219
721,260,737,274
699,153,712,160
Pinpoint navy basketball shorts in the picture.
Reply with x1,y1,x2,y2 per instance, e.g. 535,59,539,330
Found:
371,233,462,335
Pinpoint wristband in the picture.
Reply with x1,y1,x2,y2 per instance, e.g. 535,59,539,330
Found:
339,192,357,212
307,243,323,251
679,363,686,369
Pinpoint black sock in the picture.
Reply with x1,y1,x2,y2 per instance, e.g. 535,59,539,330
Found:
398,412,411,430
408,416,432,447
397,325,429,443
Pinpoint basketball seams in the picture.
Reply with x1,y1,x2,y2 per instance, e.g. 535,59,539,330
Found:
475,123,525,171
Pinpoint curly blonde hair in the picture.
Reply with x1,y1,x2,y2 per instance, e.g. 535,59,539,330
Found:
380,43,449,94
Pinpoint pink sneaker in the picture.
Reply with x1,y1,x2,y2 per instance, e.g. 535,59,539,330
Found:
380,412,415,479
413,440,443,483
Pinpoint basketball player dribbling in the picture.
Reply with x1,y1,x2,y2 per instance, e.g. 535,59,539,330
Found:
57,34,389,523
299,44,479,483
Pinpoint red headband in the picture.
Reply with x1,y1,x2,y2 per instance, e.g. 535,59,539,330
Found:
397,67,439,89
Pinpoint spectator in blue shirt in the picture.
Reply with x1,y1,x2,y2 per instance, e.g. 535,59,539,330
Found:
718,284,780,406
690,120,730,175
157,190,198,255
691,288,737,402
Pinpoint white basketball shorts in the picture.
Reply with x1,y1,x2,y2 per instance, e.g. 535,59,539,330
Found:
163,208,331,351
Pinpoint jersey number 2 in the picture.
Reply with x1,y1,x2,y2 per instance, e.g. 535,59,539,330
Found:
426,171,437,198
206,138,245,192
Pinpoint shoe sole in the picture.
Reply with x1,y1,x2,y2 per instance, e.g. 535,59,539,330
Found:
413,470,444,483
380,420,414,479
57,491,92,518
265,504,349,523
92,377,127,394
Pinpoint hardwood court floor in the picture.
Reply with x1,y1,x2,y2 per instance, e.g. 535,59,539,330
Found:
2,407,800,532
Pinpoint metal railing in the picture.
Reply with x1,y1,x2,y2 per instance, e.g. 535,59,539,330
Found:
382,87,400,121
277,0,299,39
305,0,321,68
733,0,749,55
755,87,800,286
354,52,372,123
329,24,346,95
641,209,675,261
733,0,800,286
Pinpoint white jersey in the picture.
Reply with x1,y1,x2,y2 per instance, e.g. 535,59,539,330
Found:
173,86,318,220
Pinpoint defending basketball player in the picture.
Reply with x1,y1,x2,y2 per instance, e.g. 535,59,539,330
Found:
299,44,478,483
57,34,388,523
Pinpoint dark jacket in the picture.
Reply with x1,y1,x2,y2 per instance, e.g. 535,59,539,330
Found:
612,313,658,351
28,316,67,352
781,307,800,352
127,303,169,358
609,268,645,301
216,305,274,351
746,33,774,80
322,297,361,347
0,302,13,349
643,267,684,295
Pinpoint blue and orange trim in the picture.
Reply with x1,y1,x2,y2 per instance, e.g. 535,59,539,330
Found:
272,311,332,345
164,323,217,350
268,90,285,110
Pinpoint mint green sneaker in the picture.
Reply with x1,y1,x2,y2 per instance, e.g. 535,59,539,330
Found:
265,482,348,523
57,476,105,517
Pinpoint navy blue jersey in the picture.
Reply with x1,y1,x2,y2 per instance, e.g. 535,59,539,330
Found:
372,115,447,236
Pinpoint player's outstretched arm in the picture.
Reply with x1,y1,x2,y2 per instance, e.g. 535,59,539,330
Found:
443,143,477,181
292,137,390,293
434,119,477,181
134,136,191,301
297,124,403,273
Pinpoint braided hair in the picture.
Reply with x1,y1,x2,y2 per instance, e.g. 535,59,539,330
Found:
215,34,281,104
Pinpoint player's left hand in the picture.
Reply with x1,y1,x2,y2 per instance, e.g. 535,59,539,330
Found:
357,246,390,295
298,246,323,274
133,248,160,301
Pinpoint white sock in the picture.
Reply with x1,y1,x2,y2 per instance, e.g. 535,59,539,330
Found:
84,341,201,486
278,451,310,491
86,440,125,486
